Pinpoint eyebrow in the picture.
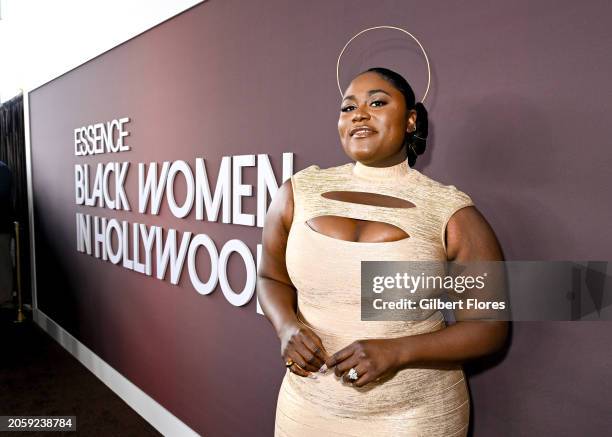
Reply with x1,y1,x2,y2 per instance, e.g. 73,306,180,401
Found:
342,89,392,102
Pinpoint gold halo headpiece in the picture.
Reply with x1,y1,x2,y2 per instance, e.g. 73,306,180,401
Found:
336,25,432,104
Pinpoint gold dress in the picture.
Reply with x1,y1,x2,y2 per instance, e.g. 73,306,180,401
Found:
275,159,474,437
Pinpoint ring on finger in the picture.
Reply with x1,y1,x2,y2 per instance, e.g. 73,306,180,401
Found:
292,361,305,371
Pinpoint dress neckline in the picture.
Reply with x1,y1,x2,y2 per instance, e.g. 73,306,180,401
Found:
351,158,411,181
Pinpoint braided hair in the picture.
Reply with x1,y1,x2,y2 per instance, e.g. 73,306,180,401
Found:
362,67,428,167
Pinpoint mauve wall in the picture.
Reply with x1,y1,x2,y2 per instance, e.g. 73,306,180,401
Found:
28,0,612,436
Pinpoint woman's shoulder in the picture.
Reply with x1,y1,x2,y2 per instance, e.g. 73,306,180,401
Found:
409,169,474,207
290,162,352,183
291,164,320,178
292,162,352,174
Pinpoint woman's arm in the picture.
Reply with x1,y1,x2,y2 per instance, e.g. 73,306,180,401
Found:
394,205,509,367
257,179,299,336
257,179,329,376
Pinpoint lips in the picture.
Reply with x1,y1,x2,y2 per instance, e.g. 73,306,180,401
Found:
350,125,376,136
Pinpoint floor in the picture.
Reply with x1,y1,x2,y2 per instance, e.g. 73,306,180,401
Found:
0,306,162,436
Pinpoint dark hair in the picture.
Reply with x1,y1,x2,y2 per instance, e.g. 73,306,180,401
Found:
360,67,428,167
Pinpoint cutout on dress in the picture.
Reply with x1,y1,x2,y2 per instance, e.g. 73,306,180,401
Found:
305,215,410,243
321,191,415,209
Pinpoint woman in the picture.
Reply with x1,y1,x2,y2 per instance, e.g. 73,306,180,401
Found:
257,67,508,436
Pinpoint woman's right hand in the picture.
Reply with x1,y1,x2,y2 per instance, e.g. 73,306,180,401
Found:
279,320,329,377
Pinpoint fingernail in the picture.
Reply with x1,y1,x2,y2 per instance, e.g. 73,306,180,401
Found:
318,364,328,373
307,373,318,379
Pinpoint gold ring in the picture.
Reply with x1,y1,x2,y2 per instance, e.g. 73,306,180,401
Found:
285,359,294,368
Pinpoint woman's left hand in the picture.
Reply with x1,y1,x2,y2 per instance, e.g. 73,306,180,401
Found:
324,338,402,387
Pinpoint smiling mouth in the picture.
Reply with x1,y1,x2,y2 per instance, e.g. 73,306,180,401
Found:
350,127,376,138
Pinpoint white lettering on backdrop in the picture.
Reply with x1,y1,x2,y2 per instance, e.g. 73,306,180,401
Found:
73,116,295,315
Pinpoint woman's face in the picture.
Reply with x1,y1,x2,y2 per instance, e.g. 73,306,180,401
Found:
338,72,416,166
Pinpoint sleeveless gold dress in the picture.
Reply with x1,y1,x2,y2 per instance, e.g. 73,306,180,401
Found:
275,159,474,436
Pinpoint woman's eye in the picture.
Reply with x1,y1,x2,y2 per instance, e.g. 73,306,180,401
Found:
341,100,385,112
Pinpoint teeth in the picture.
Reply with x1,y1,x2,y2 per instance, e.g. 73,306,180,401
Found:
353,128,371,135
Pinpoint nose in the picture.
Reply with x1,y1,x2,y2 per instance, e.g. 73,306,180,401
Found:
352,103,370,121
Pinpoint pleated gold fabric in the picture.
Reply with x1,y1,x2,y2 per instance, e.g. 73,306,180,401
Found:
275,159,474,437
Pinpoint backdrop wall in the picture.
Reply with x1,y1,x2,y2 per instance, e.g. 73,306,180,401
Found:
27,1,612,436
